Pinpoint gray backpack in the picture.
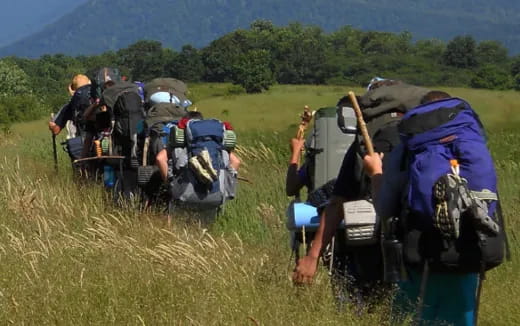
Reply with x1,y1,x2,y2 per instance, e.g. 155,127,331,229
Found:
306,107,356,191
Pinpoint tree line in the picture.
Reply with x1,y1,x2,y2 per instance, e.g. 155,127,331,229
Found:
1,21,520,127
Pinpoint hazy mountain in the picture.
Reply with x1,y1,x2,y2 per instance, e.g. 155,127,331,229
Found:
2,0,520,57
0,0,88,47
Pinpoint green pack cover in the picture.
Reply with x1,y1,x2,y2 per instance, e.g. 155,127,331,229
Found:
308,107,356,189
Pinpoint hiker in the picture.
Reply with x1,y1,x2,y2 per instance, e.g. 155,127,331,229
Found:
166,110,240,217
48,74,98,165
153,111,204,183
293,80,431,305
363,91,505,325
286,108,353,307
48,74,92,137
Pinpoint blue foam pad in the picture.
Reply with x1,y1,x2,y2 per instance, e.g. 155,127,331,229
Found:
286,202,320,231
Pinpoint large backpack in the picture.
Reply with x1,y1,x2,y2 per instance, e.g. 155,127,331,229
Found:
287,85,429,233
87,67,121,100
101,81,144,168
144,78,188,106
306,107,356,191
398,98,505,272
169,119,237,209
142,103,187,166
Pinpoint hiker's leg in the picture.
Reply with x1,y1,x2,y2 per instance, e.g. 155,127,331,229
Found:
81,131,94,159
435,272,478,326
392,269,441,324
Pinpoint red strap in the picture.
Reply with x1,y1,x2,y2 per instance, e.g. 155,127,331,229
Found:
223,121,233,130
177,117,189,129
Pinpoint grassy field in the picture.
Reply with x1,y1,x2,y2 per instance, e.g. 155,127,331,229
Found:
0,84,518,325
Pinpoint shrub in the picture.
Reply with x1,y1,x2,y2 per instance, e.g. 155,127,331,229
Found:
470,65,513,90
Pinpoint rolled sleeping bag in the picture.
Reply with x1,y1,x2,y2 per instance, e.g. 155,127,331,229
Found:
150,91,192,108
286,201,345,231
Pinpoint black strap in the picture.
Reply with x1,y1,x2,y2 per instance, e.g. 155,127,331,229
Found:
398,104,465,136
495,195,512,262
415,260,430,325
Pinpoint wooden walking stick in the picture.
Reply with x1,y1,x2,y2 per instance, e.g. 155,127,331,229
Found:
292,106,314,254
296,105,314,140
348,91,374,155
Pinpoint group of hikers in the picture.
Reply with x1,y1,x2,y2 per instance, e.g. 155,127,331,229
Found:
48,68,240,219
48,70,508,325
286,78,508,325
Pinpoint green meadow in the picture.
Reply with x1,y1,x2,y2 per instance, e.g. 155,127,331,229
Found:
0,84,518,325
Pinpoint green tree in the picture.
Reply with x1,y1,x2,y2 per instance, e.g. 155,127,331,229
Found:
510,55,520,76
443,35,477,68
0,60,49,126
470,64,513,90
0,59,32,97
170,45,205,82
118,40,166,81
476,40,508,66
414,39,446,61
232,49,274,93
202,30,251,82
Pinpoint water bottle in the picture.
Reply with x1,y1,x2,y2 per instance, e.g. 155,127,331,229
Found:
104,165,115,188
382,237,404,283
382,217,405,283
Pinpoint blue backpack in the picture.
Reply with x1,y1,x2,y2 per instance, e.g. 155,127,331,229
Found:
169,119,237,209
398,98,505,272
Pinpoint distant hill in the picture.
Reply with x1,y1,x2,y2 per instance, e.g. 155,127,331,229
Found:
2,0,520,57
0,0,88,47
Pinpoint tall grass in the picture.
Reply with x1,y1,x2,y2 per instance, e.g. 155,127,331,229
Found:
0,84,518,325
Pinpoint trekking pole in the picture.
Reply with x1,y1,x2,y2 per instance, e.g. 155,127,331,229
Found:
474,262,486,326
51,113,58,172
347,91,374,155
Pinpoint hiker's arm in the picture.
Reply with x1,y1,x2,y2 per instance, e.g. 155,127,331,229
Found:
286,138,305,196
293,196,345,284
363,153,384,203
229,152,241,171
314,196,345,255
83,102,100,121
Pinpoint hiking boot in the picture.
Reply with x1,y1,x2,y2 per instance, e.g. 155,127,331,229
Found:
433,174,464,239
197,149,218,181
189,156,213,185
434,173,500,238
469,197,500,236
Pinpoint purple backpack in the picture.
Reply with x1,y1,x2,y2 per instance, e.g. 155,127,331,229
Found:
398,98,504,272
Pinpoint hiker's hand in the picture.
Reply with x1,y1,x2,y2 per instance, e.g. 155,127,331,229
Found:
290,138,305,154
363,152,384,177
292,255,318,285
48,121,61,135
